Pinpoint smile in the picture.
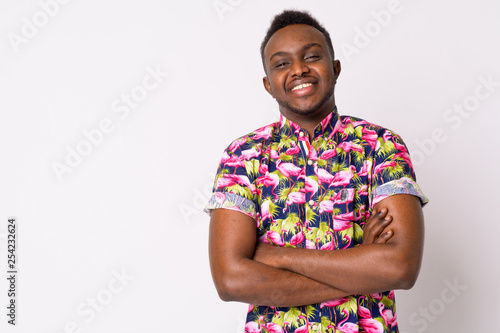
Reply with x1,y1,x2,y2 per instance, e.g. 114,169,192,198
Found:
291,83,313,91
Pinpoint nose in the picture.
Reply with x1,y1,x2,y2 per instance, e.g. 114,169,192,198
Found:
290,60,309,77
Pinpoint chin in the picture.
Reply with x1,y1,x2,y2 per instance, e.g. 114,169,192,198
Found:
282,101,325,117
279,92,335,118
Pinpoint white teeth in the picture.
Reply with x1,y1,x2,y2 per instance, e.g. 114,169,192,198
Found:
291,83,312,91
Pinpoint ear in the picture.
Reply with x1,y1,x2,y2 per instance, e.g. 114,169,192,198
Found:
263,76,274,97
333,60,341,82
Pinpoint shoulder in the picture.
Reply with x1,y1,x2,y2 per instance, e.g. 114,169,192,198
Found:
223,121,280,154
339,114,404,141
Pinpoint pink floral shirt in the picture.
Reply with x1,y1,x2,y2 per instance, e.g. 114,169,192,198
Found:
206,108,428,332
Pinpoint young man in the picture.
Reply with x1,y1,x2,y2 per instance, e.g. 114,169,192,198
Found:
206,9,428,333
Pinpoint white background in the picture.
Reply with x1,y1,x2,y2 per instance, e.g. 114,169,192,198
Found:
0,0,499,332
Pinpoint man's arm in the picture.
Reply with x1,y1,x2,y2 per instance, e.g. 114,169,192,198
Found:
209,208,348,307
253,194,425,295
208,206,393,307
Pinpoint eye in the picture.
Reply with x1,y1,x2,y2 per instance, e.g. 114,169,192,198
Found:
275,61,288,68
305,55,320,61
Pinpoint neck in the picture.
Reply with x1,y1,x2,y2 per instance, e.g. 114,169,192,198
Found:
280,104,337,139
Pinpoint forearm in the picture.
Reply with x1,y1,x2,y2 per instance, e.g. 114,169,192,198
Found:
209,208,350,307
268,244,414,295
254,195,424,295
214,256,350,307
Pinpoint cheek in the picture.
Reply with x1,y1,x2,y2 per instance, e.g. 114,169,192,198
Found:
318,68,335,87
271,73,287,88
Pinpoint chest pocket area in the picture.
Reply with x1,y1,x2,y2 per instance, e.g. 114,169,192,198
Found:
330,187,355,228
329,187,356,249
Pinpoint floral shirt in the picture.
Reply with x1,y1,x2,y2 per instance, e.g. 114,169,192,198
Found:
206,108,428,333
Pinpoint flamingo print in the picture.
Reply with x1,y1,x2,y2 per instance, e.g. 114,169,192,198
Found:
362,127,379,150
337,309,359,333
286,191,306,206
260,200,272,222
357,159,372,180
358,301,372,319
340,234,352,249
382,129,392,143
228,138,247,152
220,151,245,167
257,173,280,200
240,145,262,160
305,177,319,197
318,190,353,214
320,297,351,309
266,230,285,246
216,174,257,194
373,160,397,174
262,322,284,333
290,231,305,246
314,164,335,185
358,317,384,333
338,141,364,153
259,162,269,174
319,199,335,214
252,125,273,140
320,238,335,250
320,148,337,159
330,165,356,187
378,302,397,328
208,109,427,332
333,218,353,232
245,321,261,333
276,162,303,178
285,145,301,155
394,151,413,169
212,192,226,206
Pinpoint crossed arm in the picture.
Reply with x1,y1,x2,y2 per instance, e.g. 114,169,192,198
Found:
208,194,424,307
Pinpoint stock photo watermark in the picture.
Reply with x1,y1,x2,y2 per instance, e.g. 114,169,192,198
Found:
213,0,244,21
55,268,134,333
411,74,499,166
339,0,403,62
179,174,214,224
408,278,467,332
51,64,168,182
6,217,18,325
7,0,72,53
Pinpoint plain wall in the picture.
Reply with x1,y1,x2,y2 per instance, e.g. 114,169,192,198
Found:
1,0,499,332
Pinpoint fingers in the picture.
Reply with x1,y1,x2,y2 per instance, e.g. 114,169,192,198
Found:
363,208,394,245
373,229,393,244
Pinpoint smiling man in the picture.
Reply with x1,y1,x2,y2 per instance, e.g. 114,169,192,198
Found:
206,9,428,333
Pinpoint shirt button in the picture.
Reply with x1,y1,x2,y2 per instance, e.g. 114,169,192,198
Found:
308,200,314,206
299,132,304,137
307,160,313,165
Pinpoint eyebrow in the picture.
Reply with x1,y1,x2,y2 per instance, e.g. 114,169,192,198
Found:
269,43,323,62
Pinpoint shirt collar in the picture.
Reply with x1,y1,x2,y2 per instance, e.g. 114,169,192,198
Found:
278,106,341,141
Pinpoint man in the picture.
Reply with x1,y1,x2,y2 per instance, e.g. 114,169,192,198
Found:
206,9,428,333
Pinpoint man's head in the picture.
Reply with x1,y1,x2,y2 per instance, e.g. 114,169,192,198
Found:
260,10,335,72
261,10,340,124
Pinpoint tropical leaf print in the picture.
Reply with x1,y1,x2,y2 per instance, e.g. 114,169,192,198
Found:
206,109,429,332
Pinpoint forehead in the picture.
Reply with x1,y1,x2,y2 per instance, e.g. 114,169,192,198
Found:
264,24,328,59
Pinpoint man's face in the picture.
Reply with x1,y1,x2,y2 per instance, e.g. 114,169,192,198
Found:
263,24,340,121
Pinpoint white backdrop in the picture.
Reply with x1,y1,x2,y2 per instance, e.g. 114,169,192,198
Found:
1,0,499,332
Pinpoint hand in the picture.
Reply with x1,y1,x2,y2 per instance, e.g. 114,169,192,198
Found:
362,208,394,246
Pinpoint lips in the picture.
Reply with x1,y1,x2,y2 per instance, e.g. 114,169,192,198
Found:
291,83,313,91
288,79,317,94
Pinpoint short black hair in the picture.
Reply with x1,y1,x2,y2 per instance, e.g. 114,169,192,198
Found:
260,9,335,71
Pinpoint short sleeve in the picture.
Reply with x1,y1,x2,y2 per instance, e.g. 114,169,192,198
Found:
204,141,258,220
370,131,429,208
